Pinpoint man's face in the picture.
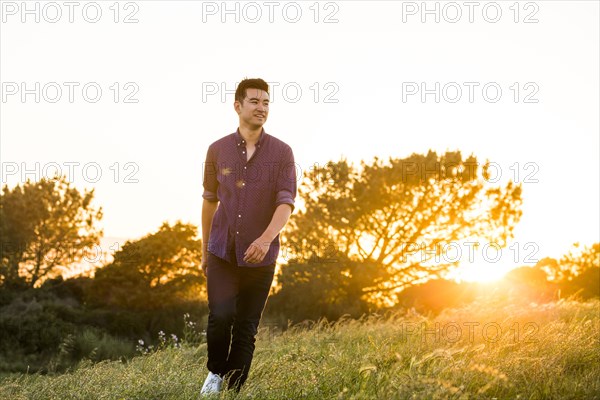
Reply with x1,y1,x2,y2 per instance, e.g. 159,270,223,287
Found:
235,88,270,128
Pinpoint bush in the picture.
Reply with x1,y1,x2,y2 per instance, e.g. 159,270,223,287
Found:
57,327,135,365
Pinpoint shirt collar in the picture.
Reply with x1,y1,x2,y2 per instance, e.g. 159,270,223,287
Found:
235,127,266,148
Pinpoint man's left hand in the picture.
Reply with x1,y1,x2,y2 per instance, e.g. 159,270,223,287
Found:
243,237,271,264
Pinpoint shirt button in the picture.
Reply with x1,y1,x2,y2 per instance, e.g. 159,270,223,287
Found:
242,151,246,154
244,166,247,169
236,231,239,234
242,182,245,186
238,214,241,218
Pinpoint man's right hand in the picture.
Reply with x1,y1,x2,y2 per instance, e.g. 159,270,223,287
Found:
202,252,208,276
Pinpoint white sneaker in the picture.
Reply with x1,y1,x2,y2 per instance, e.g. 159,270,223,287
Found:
200,371,223,396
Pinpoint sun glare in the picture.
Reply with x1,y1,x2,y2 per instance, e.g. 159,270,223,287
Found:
451,260,519,283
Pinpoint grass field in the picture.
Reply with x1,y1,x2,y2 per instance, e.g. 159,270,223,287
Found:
1,297,598,399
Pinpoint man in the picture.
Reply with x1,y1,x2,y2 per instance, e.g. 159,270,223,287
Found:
199,78,297,395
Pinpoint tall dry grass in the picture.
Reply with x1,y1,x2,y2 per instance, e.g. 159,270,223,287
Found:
1,297,598,399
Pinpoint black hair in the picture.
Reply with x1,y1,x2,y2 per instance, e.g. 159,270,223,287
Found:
235,78,270,104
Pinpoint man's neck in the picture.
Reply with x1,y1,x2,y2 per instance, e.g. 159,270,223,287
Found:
238,126,263,146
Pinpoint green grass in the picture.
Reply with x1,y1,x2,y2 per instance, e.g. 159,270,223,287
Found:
1,297,598,399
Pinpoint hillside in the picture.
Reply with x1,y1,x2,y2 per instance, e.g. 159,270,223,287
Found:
1,298,598,399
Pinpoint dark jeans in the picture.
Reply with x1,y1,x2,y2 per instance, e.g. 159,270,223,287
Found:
205,251,275,392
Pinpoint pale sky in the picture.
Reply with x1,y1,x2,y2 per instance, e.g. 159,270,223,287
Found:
1,1,599,281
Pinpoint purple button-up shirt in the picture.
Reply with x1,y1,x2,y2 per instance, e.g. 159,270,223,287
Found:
202,128,297,267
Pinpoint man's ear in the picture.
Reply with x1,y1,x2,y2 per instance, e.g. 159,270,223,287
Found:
234,100,241,114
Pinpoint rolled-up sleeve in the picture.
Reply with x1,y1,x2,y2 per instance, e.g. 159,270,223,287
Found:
275,146,297,212
202,145,219,202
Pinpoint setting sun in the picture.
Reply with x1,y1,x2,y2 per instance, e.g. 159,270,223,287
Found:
450,260,518,283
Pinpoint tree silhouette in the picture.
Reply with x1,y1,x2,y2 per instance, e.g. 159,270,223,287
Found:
536,242,600,299
557,242,599,281
282,151,523,304
89,221,204,310
536,243,599,282
0,176,103,288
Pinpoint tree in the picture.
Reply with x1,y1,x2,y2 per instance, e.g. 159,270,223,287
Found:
0,176,103,288
558,242,599,281
568,266,600,299
535,257,560,281
536,243,599,282
89,221,204,310
536,243,600,299
282,151,523,305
